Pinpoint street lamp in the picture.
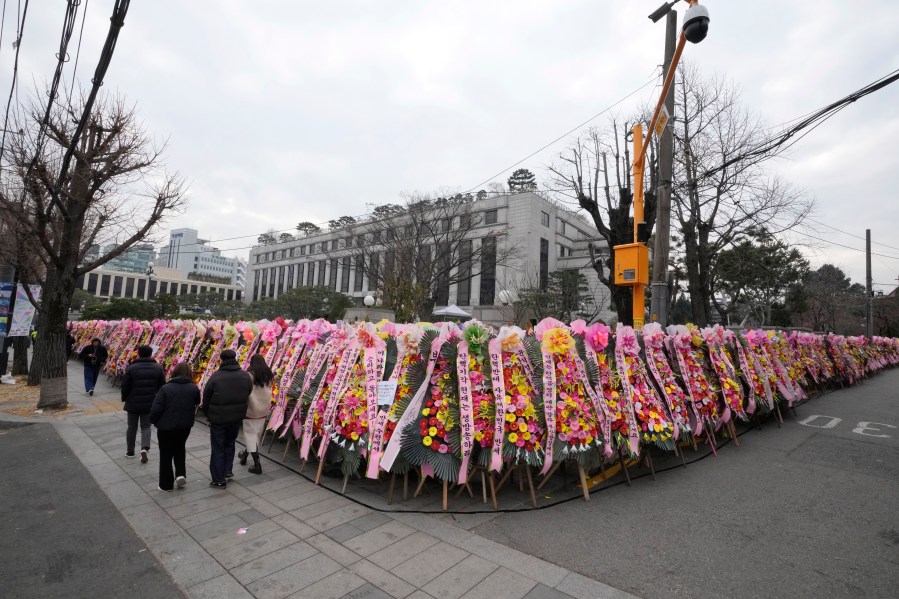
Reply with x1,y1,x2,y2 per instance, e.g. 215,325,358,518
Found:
613,0,709,330
363,294,374,322
146,261,155,300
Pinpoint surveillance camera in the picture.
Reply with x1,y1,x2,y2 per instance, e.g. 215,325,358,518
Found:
682,4,709,44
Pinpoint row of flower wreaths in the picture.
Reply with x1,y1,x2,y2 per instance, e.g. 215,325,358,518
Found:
69,317,898,484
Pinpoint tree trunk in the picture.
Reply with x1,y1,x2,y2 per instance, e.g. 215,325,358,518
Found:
611,285,633,326
12,337,29,375
33,268,77,409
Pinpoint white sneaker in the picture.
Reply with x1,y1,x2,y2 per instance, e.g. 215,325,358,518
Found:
157,485,173,493
140,450,149,464
175,476,186,489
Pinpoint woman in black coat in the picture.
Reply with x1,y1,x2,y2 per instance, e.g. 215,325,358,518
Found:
149,362,201,492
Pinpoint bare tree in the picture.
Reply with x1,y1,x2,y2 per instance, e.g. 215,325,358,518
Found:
0,91,186,407
333,193,518,320
549,120,658,325
672,65,813,324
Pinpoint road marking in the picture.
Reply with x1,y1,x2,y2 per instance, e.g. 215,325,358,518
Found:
798,415,842,429
851,422,897,438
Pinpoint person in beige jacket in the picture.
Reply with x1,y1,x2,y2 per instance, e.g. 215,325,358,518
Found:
238,354,273,474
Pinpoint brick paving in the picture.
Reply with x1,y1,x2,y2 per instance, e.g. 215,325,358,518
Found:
19,366,639,599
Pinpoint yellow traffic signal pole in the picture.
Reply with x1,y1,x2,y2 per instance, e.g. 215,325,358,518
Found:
615,0,696,330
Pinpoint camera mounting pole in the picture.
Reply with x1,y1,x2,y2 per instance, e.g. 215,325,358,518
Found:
614,0,705,330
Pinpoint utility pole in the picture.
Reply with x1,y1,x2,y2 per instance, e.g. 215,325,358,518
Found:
650,10,678,326
865,229,873,339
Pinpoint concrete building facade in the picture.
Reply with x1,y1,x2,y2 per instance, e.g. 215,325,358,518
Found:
157,228,247,288
75,266,243,303
246,192,614,324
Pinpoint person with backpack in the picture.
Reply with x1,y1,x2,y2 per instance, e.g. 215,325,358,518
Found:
121,345,166,462
238,354,273,475
202,349,252,488
79,338,108,395
150,362,201,492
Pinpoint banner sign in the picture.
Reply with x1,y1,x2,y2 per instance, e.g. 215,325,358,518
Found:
8,285,41,337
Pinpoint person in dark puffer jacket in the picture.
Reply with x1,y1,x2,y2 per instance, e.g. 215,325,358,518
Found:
150,362,201,492
121,345,166,463
202,349,252,487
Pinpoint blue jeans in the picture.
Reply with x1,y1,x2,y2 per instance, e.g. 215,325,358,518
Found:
83,365,100,392
209,422,241,484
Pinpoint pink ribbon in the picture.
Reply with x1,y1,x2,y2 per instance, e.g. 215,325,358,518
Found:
365,411,390,478
487,340,506,473
318,342,362,458
539,350,556,476
456,341,475,483
573,353,613,458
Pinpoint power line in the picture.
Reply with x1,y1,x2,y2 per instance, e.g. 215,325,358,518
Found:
792,231,899,261
806,217,899,253
700,67,899,180
19,0,82,198
46,0,131,220
67,0,89,100
0,0,28,170
463,70,661,193
0,1,8,65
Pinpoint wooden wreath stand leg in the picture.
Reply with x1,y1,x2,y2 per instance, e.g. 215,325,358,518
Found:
266,429,279,452
536,461,563,490
340,473,350,495
575,462,590,502
413,468,429,498
494,467,515,493
403,471,409,501
387,472,397,505
282,436,294,461
486,471,498,510
314,454,327,485
640,449,656,481
726,419,740,447
617,447,632,487
774,402,784,428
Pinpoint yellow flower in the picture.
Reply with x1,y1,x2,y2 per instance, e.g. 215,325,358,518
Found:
522,432,531,440
429,426,438,437
508,432,519,443
506,413,516,422
350,432,359,440
422,408,430,416
541,327,574,355
423,436,433,447
518,422,527,432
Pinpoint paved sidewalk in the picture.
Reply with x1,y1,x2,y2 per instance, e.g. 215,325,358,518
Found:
37,366,638,599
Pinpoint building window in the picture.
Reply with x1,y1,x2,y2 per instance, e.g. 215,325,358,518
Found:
460,213,471,230
457,240,472,306
287,265,295,289
479,236,496,305
558,220,566,235
148,280,157,299
87,273,98,294
111,276,123,297
306,262,315,286
540,238,549,290
441,218,451,233
317,260,326,286
190,284,198,294
354,256,365,292
357,234,366,247
329,258,338,290
137,279,146,298
331,239,338,250
125,278,135,298
373,230,381,243
341,257,351,292
541,211,549,227
485,209,497,225
160,281,169,295
345,236,352,248
300,245,307,256
435,245,450,306
297,263,305,287
385,250,395,276
369,253,380,291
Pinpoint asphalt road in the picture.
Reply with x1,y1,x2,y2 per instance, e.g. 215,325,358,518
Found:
474,368,899,599
0,421,184,599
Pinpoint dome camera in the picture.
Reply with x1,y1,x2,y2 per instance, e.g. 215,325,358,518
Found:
682,4,710,44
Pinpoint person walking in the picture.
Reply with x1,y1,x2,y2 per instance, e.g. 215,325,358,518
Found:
238,354,273,475
149,362,200,492
121,345,166,462
202,349,252,488
79,338,108,396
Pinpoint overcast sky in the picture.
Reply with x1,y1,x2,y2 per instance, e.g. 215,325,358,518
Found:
4,1,898,291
